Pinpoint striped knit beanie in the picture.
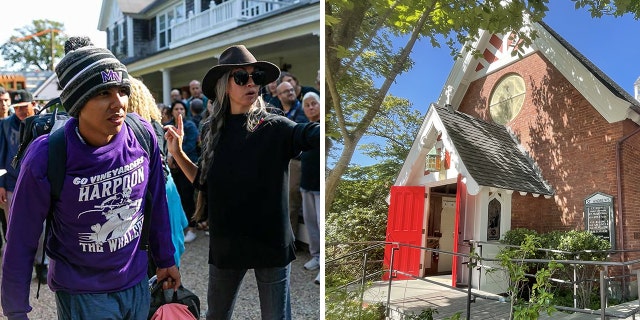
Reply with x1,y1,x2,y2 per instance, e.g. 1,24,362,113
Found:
55,36,130,117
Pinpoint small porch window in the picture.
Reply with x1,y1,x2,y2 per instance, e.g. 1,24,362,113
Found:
487,198,501,241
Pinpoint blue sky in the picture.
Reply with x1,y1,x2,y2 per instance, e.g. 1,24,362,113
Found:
351,2,640,166
0,0,104,70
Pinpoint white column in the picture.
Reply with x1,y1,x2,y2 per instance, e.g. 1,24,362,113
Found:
161,68,172,105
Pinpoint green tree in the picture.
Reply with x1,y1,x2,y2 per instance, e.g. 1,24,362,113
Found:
1,19,67,71
327,96,421,244
325,0,640,213
360,96,422,167
326,163,391,244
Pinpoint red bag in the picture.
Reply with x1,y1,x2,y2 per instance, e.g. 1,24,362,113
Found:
150,303,196,320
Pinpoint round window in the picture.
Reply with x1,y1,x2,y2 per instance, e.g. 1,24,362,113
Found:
489,74,526,125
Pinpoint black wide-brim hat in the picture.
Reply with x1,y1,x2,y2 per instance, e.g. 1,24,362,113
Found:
202,45,280,99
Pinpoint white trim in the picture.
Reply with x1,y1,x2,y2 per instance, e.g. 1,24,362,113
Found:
438,22,635,124
126,17,134,58
128,5,319,75
533,24,632,123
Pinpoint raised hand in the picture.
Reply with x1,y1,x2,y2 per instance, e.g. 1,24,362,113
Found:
164,114,184,157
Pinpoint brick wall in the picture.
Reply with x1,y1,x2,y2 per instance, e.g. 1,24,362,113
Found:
458,52,640,249
620,131,640,258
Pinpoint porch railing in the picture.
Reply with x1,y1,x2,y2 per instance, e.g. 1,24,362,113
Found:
326,241,640,320
170,0,301,47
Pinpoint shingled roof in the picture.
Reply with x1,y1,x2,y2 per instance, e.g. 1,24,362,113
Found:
434,104,554,196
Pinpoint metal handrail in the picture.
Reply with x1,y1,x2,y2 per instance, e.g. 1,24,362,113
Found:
326,241,640,320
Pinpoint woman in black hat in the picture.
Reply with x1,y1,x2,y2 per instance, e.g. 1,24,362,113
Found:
165,45,319,320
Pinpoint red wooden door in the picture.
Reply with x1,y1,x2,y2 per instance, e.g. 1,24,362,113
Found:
383,186,425,280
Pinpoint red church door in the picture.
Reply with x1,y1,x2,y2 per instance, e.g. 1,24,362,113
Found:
383,186,425,280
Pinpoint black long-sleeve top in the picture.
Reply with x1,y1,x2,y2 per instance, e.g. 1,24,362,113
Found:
198,112,320,268
300,122,320,192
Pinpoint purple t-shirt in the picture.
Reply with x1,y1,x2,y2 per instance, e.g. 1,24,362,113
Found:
1,115,174,319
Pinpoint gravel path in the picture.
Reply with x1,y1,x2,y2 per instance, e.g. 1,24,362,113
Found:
0,229,320,319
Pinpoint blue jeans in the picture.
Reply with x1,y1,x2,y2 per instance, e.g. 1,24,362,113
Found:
206,263,291,320
55,277,150,320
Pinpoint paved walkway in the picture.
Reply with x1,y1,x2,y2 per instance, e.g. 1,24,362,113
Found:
0,229,320,319
363,277,640,320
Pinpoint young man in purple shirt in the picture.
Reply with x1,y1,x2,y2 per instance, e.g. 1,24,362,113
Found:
1,37,181,320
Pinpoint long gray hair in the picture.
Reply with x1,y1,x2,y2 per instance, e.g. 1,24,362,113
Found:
194,70,269,220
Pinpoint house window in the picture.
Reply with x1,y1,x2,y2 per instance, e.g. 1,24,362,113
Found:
109,21,125,58
158,15,168,49
157,4,185,50
487,198,501,241
201,0,211,10
175,4,186,22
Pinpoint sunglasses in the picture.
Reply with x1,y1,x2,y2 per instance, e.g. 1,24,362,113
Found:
230,69,266,86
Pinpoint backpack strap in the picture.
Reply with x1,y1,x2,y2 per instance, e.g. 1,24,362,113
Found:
12,99,65,170
36,127,66,298
124,114,153,251
150,120,170,179
48,128,66,201
125,114,151,156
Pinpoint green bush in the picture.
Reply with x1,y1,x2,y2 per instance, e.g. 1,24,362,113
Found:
495,233,561,319
552,285,607,310
539,230,564,252
552,287,574,309
325,288,385,320
555,230,609,309
401,308,438,319
555,230,610,260
499,228,612,311
501,228,539,247
326,206,387,244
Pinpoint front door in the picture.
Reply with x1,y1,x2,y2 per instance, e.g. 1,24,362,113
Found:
438,198,456,273
383,186,425,280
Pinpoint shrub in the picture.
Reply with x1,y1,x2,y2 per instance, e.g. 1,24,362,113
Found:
499,228,612,311
325,288,385,320
553,230,610,309
501,228,539,247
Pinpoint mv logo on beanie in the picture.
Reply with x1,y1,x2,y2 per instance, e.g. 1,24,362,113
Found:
101,70,123,83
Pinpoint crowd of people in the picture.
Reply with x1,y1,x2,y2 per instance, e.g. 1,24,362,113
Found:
0,37,321,320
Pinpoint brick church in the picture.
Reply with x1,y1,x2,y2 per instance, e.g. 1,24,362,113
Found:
385,20,640,294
